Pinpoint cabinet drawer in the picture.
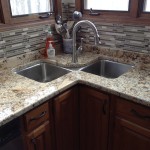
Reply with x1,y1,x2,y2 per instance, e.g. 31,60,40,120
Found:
115,97,150,129
24,102,49,131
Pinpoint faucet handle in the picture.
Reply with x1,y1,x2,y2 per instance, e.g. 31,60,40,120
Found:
78,38,84,53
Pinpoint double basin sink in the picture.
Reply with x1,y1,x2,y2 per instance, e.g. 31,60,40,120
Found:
14,60,134,83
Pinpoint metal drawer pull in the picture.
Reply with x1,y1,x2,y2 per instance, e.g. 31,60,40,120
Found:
32,138,37,150
103,100,107,115
131,109,150,120
29,111,47,122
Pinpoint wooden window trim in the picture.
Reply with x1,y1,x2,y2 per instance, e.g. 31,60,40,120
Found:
76,0,150,25
1,0,54,24
0,0,4,23
0,0,59,31
55,0,62,16
0,19,55,32
139,0,150,18
82,0,134,16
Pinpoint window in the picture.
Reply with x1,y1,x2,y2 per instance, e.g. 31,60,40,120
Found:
76,0,150,24
0,0,54,24
140,0,150,19
143,0,150,12
10,0,52,16
84,0,130,11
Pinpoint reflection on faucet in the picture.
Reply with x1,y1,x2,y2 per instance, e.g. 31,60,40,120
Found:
72,20,101,63
77,38,84,54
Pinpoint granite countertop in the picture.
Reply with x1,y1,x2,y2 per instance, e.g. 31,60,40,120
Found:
0,46,150,127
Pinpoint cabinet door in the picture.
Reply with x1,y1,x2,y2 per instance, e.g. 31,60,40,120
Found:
112,117,150,150
26,121,51,150
54,87,79,150
80,86,109,150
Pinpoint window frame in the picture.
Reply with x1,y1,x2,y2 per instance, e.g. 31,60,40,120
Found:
139,0,150,18
82,0,137,16
0,0,55,24
76,0,150,25
0,2,3,23
83,0,131,13
0,0,150,28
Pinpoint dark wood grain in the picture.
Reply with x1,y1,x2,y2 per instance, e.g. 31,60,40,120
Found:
109,95,150,150
112,117,150,150
79,85,109,150
24,102,50,132
54,87,79,150
26,121,52,150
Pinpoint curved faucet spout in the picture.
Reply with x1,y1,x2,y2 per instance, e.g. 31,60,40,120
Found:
72,20,101,63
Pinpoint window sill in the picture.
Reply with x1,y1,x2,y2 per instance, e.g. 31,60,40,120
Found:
82,14,150,25
0,18,55,32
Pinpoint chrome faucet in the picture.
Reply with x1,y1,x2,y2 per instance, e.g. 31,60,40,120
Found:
72,20,101,63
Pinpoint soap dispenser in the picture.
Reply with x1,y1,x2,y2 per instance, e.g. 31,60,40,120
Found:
47,41,55,59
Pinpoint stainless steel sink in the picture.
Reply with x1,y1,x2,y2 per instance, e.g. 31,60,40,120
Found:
81,60,134,79
14,62,71,83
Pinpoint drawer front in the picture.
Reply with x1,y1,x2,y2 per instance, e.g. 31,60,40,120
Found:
24,102,49,131
115,97,150,129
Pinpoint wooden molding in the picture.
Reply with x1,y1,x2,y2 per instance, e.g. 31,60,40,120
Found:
82,14,150,25
80,0,150,25
0,19,55,32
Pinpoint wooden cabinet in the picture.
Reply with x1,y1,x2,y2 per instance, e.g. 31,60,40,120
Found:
79,86,110,150
54,87,79,150
109,96,150,150
24,103,50,132
20,85,150,150
22,102,52,150
26,121,51,150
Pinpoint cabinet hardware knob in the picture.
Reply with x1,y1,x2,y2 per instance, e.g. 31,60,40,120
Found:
131,109,150,120
29,111,47,122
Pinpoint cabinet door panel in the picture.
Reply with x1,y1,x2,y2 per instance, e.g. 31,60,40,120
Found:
115,97,150,129
26,121,51,150
112,117,150,150
54,87,79,150
80,86,109,150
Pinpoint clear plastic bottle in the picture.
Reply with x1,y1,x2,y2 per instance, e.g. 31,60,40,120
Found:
45,29,55,58
47,42,55,59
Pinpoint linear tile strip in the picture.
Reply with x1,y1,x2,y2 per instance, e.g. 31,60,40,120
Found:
79,21,150,53
0,24,61,59
0,19,150,60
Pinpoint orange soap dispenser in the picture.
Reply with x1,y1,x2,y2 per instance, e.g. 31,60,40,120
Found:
45,29,54,58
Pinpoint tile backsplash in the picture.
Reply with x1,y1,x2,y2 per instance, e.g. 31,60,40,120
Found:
79,21,150,54
0,20,150,65
0,24,62,60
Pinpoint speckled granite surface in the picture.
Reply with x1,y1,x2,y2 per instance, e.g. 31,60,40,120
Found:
0,46,150,127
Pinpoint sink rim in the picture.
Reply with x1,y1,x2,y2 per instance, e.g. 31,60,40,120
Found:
80,59,134,69
12,59,135,81
12,60,72,83
80,59,135,79
12,60,72,73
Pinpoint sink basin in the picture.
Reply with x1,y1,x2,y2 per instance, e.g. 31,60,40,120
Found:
14,62,71,83
81,60,134,79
